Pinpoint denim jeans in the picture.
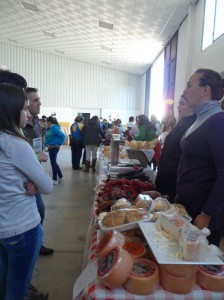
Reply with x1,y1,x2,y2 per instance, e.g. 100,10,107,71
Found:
0,224,43,300
48,147,63,181
35,193,45,225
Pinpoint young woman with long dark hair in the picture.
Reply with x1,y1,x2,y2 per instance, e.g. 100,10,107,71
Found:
0,84,53,300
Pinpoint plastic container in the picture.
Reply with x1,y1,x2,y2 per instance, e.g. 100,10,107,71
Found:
98,246,133,289
95,230,125,258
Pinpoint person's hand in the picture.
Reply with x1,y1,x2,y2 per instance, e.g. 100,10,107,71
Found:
37,151,48,162
24,180,37,196
193,213,211,229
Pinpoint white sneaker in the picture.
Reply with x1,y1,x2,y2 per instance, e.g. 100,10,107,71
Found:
58,177,64,183
53,180,58,185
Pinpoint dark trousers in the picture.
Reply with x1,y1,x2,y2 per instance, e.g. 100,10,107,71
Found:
207,229,223,247
82,149,86,165
48,147,62,180
35,193,45,225
70,139,83,170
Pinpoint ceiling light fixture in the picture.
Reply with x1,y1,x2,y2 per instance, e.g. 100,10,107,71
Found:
43,30,55,39
101,45,112,52
99,21,113,30
20,1,39,12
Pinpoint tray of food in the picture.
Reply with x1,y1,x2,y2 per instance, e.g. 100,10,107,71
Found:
98,208,153,232
138,221,224,265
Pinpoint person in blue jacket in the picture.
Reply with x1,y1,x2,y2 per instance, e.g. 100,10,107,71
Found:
45,116,66,185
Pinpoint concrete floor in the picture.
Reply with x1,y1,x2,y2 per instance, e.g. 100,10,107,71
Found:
32,145,96,300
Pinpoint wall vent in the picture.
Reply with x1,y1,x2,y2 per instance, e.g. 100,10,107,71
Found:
43,30,55,39
55,50,65,54
101,45,112,52
99,21,113,30
20,1,39,12
8,39,18,43
102,61,111,66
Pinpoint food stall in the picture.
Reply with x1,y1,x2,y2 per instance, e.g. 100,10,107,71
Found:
73,140,224,300
75,231,224,300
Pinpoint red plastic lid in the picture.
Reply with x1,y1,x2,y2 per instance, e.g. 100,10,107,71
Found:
123,241,145,258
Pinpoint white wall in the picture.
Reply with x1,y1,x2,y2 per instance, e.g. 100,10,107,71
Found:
174,0,224,116
0,42,145,125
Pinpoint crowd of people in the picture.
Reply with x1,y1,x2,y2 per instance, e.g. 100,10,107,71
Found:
0,67,224,299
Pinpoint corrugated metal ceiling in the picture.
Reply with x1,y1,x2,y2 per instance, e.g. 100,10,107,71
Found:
0,0,196,74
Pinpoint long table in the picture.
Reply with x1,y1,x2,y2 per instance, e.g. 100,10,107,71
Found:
74,170,224,300
80,231,224,300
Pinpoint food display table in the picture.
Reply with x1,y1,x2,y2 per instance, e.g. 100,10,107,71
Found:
79,231,224,300
73,171,224,300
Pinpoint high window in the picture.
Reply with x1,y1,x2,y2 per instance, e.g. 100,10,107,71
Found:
202,0,224,50
149,52,165,121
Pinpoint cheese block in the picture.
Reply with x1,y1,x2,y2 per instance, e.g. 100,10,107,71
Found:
161,264,197,277
98,246,133,289
159,266,196,294
124,258,159,295
123,241,146,259
95,230,125,258
156,214,186,240
197,265,224,292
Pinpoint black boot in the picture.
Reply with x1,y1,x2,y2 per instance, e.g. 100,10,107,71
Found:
92,159,97,172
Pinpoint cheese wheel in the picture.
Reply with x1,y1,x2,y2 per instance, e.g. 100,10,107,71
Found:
123,241,146,258
98,246,133,289
159,266,196,294
95,230,125,258
197,265,224,292
161,264,197,277
124,258,159,295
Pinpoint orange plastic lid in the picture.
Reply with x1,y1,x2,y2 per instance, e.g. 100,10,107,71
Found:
123,241,145,258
